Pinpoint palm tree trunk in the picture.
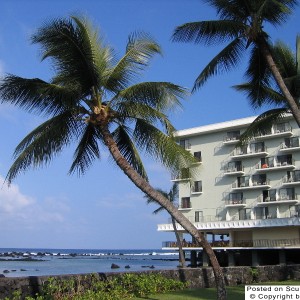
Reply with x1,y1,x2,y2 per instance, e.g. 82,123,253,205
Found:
259,37,300,127
171,217,186,268
101,126,227,300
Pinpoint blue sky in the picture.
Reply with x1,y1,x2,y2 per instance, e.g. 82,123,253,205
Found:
0,0,299,250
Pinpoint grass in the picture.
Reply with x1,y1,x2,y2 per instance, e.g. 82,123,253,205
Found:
131,280,300,300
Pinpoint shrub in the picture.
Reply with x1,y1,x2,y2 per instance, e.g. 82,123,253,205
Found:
5,273,187,300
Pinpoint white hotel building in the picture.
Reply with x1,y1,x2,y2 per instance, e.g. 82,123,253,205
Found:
158,115,300,267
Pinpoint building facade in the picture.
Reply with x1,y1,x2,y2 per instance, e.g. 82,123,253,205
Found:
158,115,300,267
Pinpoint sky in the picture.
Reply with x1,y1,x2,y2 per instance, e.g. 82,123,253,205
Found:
0,0,299,250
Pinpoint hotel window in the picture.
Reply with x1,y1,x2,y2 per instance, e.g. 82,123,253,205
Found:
239,208,251,220
226,161,242,172
275,122,290,133
250,141,265,153
237,176,250,187
277,154,292,166
283,137,299,148
192,181,202,193
260,157,274,168
262,189,276,202
252,174,267,186
179,139,191,150
195,211,203,222
279,188,295,200
287,170,300,182
229,192,243,204
225,130,240,141
181,197,191,209
193,151,202,162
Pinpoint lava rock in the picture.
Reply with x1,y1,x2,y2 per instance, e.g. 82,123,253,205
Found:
111,263,120,269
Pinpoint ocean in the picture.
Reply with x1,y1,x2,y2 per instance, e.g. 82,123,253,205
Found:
0,248,181,278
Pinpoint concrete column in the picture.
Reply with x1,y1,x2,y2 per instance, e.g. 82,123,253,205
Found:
202,251,209,267
279,250,286,265
252,250,259,267
190,250,197,267
228,251,235,267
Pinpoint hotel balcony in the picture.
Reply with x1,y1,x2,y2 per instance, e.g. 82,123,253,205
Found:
158,212,300,232
231,179,271,190
223,135,240,145
280,137,300,152
231,145,268,159
162,238,300,249
281,174,300,186
178,202,192,211
225,198,247,208
224,165,245,176
255,160,295,172
171,169,191,182
255,123,292,140
256,194,299,206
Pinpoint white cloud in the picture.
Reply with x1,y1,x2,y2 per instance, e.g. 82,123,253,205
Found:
0,176,70,224
0,177,34,213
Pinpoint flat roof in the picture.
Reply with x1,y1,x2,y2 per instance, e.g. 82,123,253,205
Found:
174,116,257,138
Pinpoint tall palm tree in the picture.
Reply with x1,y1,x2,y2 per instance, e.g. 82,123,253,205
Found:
145,183,186,268
234,37,300,143
0,16,227,299
172,0,300,127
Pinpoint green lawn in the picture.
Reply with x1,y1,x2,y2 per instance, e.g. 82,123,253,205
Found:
131,280,300,300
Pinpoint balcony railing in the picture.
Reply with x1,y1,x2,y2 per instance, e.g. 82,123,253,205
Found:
257,193,299,204
282,175,300,185
162,238,300,249
223,135,240,144
255,123,292,139
231,146,268,158
179,202,192,210
280,138,300,151
255,159,295,171
224,166,244,174
232,179,270,189
225,198,246,206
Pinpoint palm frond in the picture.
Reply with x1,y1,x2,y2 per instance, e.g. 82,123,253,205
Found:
112,82,187,113
145,184,178,215
233,82,286,108
273,40,296,78
69,124,101,175
193,37,245,91
205,0,249,21
106,32,161,92
238,108,289,145
244,44,272,87
133,119,195,173
0,75,79,116
6,112,79,184
255,0,298,26
145,188,168,214
172,20,244,45
112,125,148,180
31,16,104,93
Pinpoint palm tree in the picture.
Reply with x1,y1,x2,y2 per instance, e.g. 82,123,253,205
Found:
234,37,300,143
0,16,227,299
145,183,186,268
172,0,300,127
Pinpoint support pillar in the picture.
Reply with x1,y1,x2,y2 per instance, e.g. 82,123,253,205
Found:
202,250,209,267
228,251,235,267
252,250,259,267
279,250,286,265
190,250,197,267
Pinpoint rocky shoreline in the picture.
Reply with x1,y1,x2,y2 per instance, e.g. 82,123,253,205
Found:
0,250,181,276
